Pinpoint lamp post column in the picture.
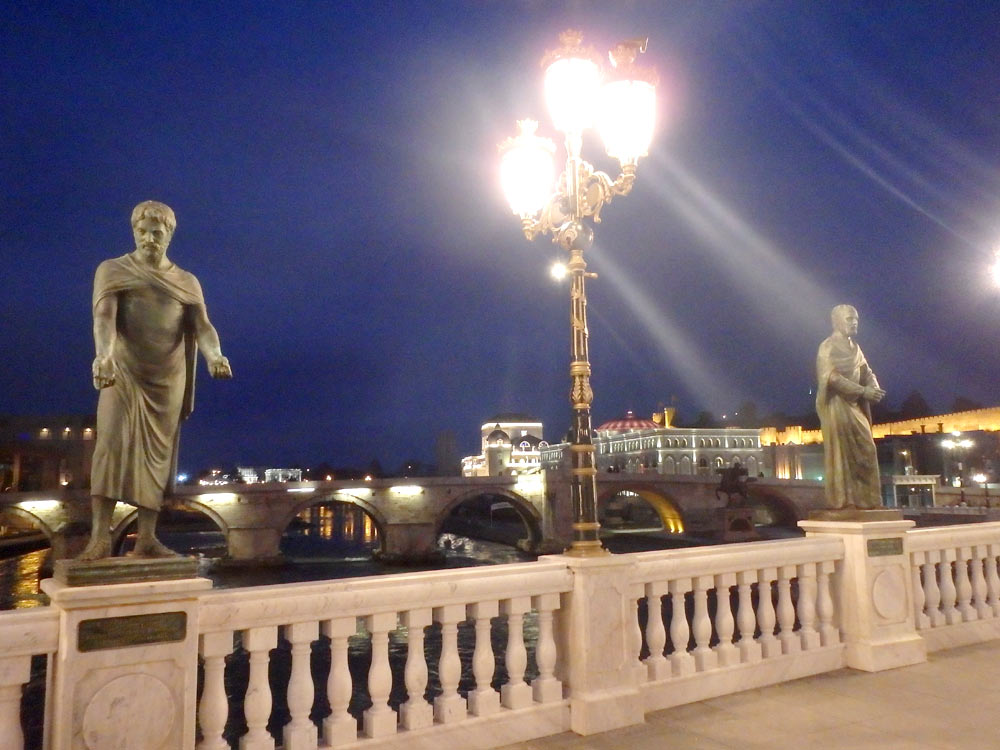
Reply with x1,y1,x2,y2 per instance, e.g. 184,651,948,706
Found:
560,221,604,555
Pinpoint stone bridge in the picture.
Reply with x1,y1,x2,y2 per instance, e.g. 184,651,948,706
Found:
0,472,827,562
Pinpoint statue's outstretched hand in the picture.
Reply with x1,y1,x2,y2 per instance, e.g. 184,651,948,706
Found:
209,356,233,379
863,385,886,403
92,356,115,389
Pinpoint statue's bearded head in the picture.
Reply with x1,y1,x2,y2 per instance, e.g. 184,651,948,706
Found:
832,304,859,338
131,200,176,265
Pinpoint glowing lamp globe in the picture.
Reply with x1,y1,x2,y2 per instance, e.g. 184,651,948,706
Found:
542,30,603,134
598,39,658,165
499,120,556,217
598,79,656,164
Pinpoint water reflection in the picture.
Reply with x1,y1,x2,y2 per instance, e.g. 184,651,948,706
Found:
0,549,49,610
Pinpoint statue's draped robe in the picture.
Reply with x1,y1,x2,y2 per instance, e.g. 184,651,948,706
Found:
815,334,881,509
91,254,202,510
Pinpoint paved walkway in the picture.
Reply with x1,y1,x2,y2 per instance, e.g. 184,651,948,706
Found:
501,641,1000,749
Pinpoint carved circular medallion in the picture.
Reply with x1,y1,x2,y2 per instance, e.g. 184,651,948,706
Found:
83,674,174,750
871,567,907,621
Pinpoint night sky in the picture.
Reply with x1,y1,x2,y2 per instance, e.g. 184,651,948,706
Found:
3,2,999,474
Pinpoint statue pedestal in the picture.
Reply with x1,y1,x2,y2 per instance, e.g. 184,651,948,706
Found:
798,518,926,672
40,576,212,750
54,556,199,586
715,507,758,542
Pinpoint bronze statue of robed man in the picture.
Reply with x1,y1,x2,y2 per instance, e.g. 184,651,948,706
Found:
78,201,232,560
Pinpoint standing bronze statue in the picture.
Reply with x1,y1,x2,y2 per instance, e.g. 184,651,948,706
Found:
815,304,885,509
78,201,232,560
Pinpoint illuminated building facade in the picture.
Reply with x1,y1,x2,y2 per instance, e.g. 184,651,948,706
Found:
761,406,1000,485
541,410,765,476
461,414,547,477
0,415,96,491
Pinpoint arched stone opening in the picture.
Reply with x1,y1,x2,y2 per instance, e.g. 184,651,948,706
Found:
277,493,386,559
745,488,801,528
435,489,542,552
111,500,230,557
0,507,55,542
598,488,685,534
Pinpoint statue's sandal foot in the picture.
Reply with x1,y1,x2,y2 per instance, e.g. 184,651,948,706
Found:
76,540,112,561
128,539,181,558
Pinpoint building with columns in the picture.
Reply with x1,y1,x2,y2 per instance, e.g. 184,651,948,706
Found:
541,409,765,476
461,414,547,477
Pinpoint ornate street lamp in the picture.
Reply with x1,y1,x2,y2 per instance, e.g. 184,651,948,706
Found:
499,30,658,556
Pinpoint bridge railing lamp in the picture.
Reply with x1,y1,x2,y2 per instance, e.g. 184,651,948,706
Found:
498,30,658,557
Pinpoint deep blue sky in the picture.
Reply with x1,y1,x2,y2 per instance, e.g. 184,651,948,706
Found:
2,1,999,473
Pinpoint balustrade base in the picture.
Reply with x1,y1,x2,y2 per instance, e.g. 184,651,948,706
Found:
845,634,926,672
569,685,644,735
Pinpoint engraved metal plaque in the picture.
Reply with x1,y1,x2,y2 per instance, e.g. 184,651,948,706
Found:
867,537,903,557
78,611,187,652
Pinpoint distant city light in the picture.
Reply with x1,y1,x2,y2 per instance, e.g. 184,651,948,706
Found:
550,262,567,281
325,475,333,481
974,473,988,484
176,473,189,483
364,475,373,482
287,487,315,494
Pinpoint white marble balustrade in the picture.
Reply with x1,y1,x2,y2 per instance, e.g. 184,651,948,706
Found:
0,608,58,750
630,537,845,712
195,560,573,750
908,522,1000,651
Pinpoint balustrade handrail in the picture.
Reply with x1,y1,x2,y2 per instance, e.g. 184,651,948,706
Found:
0,608,59,658
198,558,573,632
907,521,1000,552
630,536,844,581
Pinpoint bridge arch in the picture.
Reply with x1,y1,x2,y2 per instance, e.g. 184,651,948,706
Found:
745,487,802,527
110,498,233,556
597,485,685,533
0,506,58,543
277,491,389,555
434,488,542,548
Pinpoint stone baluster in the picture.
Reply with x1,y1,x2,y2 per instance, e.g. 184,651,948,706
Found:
816,560,838,646
0,655,29,750
955,547,976,621
500,597,532,709
241,626,278,750
986,544,1000,617
400,609,433,730
532,593,562,702
198,632,232,750
736,570,762,663
910,552,929,629
955,547,978,622
971,546,991,619
756,568,780,658
321,617,358,747
776,565,800,655
668,577,695,676
467,601,500,716
938,550,960,625
363,613,398,738
692,575,717,671
643,581,669,680
433,604,466,723
283,622,318,750
713,573,739,667
628,583,648,683
922,552,944,627
796,563,820,650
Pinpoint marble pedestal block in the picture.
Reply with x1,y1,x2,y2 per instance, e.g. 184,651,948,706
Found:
799,519,926,672
551,554,643,735
40,577,213,750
